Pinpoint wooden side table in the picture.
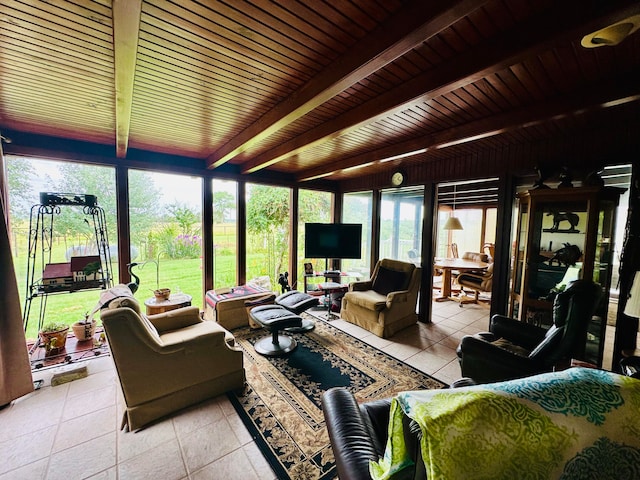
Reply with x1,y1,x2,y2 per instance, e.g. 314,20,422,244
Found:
145,293,192,315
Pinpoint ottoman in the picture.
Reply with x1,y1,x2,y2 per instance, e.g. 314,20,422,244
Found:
249,305,302,356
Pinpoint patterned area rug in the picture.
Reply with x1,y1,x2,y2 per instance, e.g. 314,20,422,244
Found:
228,315,447,480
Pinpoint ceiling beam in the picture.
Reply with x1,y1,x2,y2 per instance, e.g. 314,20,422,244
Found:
205,0,488,169
296,73,640,181
112,0,142,158
242,0,640,174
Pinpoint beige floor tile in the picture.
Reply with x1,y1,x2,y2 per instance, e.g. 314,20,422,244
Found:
118,439,186,480
61,384,116,422
242,442,277,479
46,432,116,480
85,466,117,479
116,416,177,463
381,341,422,362
171,397,225,438
53,405,117,453
191,448,261,480
0,458,48,480
180,417,241,473
67,369,117,398
404,349,450,375
0,398,65,443
0,425,57,476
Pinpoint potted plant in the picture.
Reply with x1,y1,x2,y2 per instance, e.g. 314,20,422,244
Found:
39,322,70,356
71,312,97,341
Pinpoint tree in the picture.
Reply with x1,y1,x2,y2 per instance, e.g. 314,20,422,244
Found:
246,185,290,279
6,156,36,221
167,202,199,236
51,164,160,255
212,191,234,224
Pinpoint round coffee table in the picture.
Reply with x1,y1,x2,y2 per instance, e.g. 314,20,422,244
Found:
144,293,192,315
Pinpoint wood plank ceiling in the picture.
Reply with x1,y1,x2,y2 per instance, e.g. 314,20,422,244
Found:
1,0,639,184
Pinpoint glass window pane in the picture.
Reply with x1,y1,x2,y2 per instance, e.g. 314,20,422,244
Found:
212,179,237,288
379,188,424,263
342,192,372,275
298,189,333,290
128,170,203,309
7,156,117,340
246,183,290,289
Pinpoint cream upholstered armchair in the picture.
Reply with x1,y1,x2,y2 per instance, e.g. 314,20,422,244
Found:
100,291,244,431
340,259,421,338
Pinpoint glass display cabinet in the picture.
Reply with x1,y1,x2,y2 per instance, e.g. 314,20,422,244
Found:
509,186,624,367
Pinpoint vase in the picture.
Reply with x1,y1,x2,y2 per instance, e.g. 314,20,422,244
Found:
71,320,97,341
39,326,70,356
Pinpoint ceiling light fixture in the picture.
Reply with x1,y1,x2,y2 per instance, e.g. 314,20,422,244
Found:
581,15,640,48
443,184,463,231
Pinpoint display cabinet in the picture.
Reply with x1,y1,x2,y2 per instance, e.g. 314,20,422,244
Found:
509,186,624,367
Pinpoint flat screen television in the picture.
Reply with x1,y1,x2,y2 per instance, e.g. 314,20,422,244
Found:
304,223,362,259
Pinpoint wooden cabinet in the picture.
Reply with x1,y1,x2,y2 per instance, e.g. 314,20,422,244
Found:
509,186,624,367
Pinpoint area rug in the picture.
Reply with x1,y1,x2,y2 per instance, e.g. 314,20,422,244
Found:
228,316,447,480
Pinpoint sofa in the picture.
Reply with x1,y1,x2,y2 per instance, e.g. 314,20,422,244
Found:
322,368,640,480
100,288,245,431
340,258,421,338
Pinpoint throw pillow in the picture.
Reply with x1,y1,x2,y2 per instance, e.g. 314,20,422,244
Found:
372,266,411,296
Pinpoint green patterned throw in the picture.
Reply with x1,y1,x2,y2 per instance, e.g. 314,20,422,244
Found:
370,368,640,480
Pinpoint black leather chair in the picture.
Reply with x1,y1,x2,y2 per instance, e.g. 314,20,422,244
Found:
456,279,602,384
321,379,476,480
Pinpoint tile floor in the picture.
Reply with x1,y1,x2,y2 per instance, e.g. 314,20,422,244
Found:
0,300,615,479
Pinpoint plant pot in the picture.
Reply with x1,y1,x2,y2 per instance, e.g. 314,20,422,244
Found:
72,320,97,341
154,288,171,301
39,326,70,356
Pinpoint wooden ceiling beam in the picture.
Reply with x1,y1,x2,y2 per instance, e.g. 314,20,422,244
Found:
296,72,640,182
113,0,142,158
244,0,640,174
206,0,488,169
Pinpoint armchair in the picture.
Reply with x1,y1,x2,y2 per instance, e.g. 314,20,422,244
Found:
455,262,493,305
457,279,602,384
340,258,421,338
100,292,245,431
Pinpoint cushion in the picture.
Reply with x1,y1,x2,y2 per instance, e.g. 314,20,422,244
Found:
491,337,530,357
372,266,410,296
107,296,142,315
344,290,387,311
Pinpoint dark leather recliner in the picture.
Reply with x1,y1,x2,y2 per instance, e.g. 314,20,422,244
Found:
456,279,602,384
321,379,475,480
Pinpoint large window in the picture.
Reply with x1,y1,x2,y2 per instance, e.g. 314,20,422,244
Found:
379,187,424,263
245,183,290,288
128,170,203,308
436,179,499,259
297,189,333,290
342,191,372,275
7,156,117,340
212,179,237,288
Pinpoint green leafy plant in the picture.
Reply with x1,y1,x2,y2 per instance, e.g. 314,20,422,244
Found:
40,322,69,333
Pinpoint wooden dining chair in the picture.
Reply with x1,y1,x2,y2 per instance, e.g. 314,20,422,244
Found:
450,243,459,258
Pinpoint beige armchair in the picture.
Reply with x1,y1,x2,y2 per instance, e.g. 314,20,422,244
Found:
100,294,245,431
340,259,421,338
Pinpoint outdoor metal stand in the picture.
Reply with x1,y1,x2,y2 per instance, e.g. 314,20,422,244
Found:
22,192,113,359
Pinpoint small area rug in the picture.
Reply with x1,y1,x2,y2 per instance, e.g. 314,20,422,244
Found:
228,314,447,480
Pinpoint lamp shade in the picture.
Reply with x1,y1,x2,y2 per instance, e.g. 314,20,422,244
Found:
443,216,463,230
624,271,640,318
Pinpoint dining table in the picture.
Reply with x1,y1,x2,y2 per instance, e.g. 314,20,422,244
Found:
433,258,489,302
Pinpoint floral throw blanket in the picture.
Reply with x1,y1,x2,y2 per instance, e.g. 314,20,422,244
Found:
370,368,640,480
